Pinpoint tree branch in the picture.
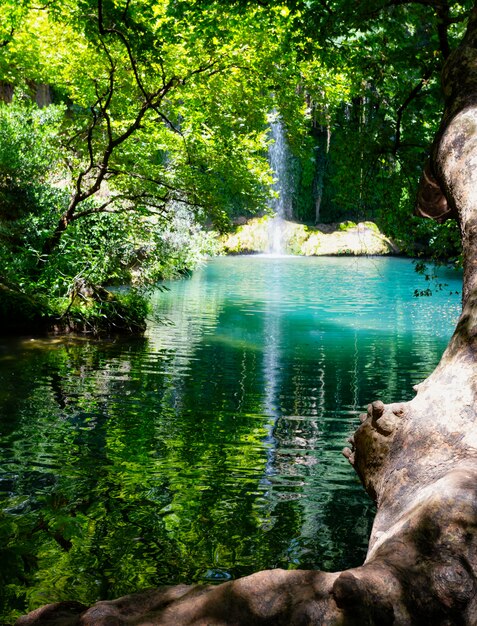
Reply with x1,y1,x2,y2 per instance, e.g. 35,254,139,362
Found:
106,168,186,193
436,2,451,59
121,0,132,23
394,66,433,154
0,27,14,48
98,0,151,103
383,0,470,59
71,192,169,221
42,1,235,258
31,1,55,9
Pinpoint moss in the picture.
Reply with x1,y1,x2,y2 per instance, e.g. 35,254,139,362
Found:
338,220,358,231
283,222,310,254
221,218,398,257
222,218,270,253
223,217,313,254
362,221,380,233
301,232,323,255
51,290,148,335
0,283,147,336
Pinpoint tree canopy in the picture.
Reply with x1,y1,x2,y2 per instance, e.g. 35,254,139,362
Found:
0,0,472,331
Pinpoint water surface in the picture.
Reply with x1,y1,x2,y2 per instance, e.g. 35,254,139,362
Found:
0,256,462,622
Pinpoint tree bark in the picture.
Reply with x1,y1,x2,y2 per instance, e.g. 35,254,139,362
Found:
16,5,477,626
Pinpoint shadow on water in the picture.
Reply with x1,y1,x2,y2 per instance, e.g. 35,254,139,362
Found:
0,256,462,623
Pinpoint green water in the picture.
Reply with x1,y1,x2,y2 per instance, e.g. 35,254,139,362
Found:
0,256,462,622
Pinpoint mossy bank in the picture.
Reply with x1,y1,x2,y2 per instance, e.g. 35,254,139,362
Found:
0,282,147,336
222,217,399,256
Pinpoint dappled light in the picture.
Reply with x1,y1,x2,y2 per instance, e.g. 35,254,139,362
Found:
1,0,477,624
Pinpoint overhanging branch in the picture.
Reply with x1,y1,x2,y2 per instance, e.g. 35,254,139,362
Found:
393,66,433,154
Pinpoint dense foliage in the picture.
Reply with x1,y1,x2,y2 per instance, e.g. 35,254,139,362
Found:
0,0,471,332
279,0,468,258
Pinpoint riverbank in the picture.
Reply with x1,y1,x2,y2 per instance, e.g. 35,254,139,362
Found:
222,217,400,256
0,220,398,338
0,282,147,337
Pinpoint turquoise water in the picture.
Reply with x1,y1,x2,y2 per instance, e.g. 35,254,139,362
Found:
0,256,462,622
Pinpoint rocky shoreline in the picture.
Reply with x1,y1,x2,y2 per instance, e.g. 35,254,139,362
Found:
222,217,399,256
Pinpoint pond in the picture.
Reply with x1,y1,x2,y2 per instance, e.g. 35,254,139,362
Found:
0,256,462,622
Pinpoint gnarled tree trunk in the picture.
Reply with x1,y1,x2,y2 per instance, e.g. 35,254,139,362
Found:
17,6,477,626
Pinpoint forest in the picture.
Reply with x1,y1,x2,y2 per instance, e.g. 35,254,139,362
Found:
0,0,469,333
5,0,477,625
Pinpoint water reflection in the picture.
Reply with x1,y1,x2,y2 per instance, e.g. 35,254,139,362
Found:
0,257,462,623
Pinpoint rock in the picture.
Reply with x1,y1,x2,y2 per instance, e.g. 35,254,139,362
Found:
221,217,399,256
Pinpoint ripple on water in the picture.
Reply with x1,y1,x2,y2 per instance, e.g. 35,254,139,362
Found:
0,256,463,620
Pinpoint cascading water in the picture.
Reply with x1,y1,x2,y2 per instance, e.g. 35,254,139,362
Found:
267,113,292,255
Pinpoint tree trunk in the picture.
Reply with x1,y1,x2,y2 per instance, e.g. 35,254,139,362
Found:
16,6,477,626
314,123,330,225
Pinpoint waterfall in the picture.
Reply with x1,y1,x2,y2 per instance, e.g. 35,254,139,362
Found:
267,114,291,255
